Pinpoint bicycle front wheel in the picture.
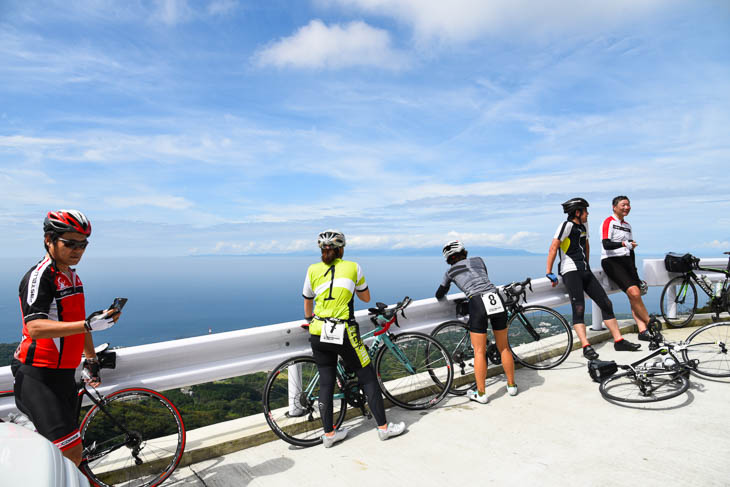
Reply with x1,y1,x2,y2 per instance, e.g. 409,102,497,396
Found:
262,356,346,447
599,369,689,403
507,306,573,370
375,332,453,410
660,276,697,328
80,388,186,487
430,321,482,395
682,322,730,378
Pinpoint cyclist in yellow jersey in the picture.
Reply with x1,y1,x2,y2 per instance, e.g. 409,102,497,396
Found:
303,230,405,447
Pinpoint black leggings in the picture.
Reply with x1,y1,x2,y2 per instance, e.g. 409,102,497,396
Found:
562,270,615,325
310,335,387,432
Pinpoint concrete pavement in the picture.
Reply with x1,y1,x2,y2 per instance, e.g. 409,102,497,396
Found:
163,325,730,487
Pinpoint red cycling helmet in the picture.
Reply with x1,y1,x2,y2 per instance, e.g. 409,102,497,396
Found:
44,210,92,237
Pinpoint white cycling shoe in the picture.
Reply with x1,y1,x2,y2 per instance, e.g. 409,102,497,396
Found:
322,428,348,448
378,422,406,441
467,389,489,404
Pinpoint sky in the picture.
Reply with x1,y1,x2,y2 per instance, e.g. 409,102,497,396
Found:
1,0,729,258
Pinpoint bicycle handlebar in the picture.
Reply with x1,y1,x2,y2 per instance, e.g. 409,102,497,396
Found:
369,296,411,335
502,277,532,304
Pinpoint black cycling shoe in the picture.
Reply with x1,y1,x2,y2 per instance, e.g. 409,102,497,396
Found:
614,339,641,351
637,330,652,342
582,345,599,360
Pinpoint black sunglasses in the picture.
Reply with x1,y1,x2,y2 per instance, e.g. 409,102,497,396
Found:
57,237,89,250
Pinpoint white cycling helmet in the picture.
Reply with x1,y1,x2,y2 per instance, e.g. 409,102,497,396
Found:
442,240,465,261
318,229,346,249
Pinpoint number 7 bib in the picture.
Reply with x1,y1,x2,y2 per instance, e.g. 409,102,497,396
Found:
320,320,346,345
481,292,505,315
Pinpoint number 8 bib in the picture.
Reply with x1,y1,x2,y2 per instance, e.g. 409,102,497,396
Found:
481,292,505,315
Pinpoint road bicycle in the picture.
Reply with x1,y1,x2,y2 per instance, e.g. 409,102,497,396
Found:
431,277,573,395
262,296,453,447
1,345,186,487
660,252,730,328
599,318,730,403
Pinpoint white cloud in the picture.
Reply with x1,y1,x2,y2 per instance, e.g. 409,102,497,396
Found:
320,0,670,44
151,0,195,25
211,239,310,254
208,0,238,16
0,135,71,147
254,19,408,70
105,194,194,210
706,240,730,249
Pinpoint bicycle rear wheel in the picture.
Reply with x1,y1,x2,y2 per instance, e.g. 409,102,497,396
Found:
660,276,697,328
682,322,730,378
599,369,689,403
375,332,453,410
262,356,346,447
79,388,186,487
507,306,573,370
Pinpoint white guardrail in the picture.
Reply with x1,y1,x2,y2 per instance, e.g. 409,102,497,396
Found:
1,257,726,417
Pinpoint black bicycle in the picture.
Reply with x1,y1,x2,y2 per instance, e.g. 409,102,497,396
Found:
431,277,573,395
1,345,186,487
599,319,730,403
660,252,730,328
262,297,453,447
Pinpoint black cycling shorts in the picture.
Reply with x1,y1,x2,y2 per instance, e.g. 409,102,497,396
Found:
561,270,615,325
13,364,81,451
467,293,508,333
601,256,641,292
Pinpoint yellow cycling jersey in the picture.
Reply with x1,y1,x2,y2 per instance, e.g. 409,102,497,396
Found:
302,258,368,336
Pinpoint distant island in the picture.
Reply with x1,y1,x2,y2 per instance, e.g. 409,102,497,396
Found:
192,246,539,258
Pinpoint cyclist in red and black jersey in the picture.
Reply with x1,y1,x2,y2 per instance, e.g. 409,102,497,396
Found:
13,210,121,467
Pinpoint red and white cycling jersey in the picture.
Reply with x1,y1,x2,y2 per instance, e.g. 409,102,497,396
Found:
15,256,87,369
601,216,633,260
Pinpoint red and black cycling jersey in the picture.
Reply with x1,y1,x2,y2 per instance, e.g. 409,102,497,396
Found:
15,256,87,369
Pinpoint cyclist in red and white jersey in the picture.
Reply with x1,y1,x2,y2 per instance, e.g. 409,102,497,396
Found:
13,210,120,467
600,196,650,341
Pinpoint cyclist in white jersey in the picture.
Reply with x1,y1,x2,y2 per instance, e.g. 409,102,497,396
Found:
600,195,650,341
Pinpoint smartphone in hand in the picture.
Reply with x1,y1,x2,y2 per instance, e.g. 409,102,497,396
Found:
109,297,128,313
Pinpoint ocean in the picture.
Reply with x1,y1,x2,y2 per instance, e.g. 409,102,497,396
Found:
0,255,664,347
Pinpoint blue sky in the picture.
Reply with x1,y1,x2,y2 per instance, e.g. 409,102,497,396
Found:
1,0,729,258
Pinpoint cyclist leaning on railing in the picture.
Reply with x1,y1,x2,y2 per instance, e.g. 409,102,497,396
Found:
600,195,651,341
303,229,405,448
546,198,641,361
435,240,518,403
12,210,121,467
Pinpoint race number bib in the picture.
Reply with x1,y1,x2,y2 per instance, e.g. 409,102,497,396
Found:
481,292,505,315
320,320,346,345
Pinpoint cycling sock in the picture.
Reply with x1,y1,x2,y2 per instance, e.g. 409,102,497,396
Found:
582,344,592,348
614,338,624,343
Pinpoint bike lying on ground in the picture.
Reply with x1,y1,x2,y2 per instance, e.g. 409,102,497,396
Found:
660,252,730,328
1,345,186,487
262,297,453,447
598,318,730,403
431,277,573,395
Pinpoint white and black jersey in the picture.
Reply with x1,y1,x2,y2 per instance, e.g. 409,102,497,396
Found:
553,221,589,275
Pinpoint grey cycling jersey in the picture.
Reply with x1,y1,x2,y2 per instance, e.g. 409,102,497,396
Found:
440,257,498,298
